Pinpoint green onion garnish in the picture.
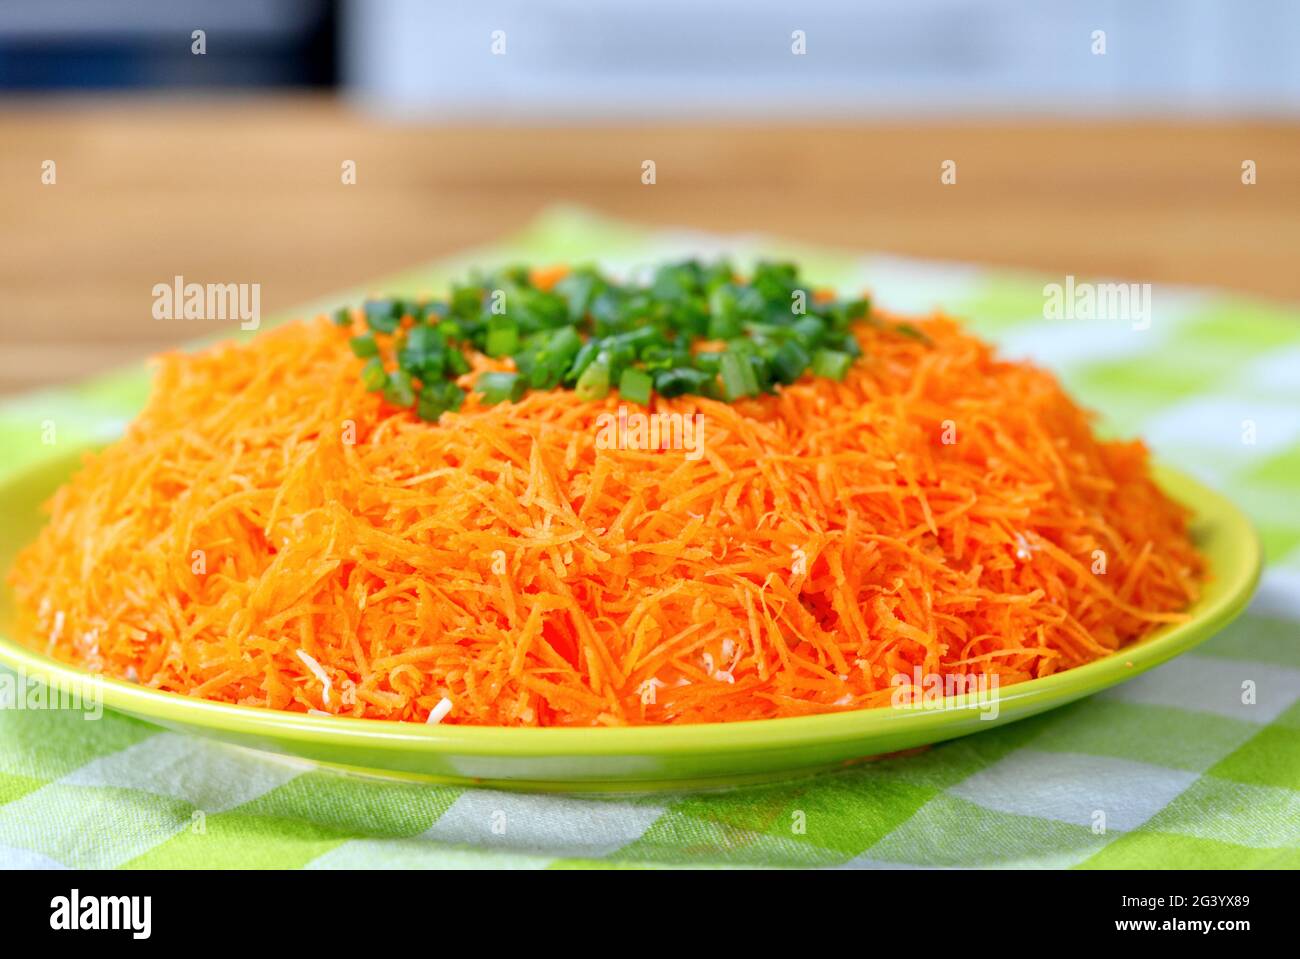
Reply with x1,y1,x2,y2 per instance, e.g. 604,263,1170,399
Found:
811,348,853,381
360,358,388,393
618,367,654,406
416,380,465,422
364,299,402,334
719,352,760,400
654,367,713,398
485,317,519,358
349,333,379,359
771,340,812,384
476,371,526,406
575,354,612,402
893,323,933,345
342,261,925,416
383,369,416,407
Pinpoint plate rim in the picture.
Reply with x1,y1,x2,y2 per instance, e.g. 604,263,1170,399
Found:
0,462,1262,759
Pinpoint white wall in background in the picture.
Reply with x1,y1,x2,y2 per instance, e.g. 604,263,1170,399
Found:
342,0,1300,119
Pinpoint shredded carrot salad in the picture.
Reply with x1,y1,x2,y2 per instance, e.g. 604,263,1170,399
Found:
9,306,1201,725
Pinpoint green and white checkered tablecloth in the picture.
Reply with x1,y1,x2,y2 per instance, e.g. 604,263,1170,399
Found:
1,208,1297,869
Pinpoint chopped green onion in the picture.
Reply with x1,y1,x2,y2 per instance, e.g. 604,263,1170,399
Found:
398,324,445,376
575,354,612,401
811,348,853,381
706,293,743,339
654,367,713,398
418,301,449,322
360,357,388,391
790,315,826,347
417,380,465,421
448,284,483,318
476,371,526,406
691,351,724,373
516,326,580,390
719,352,759,400
383,369,416,407
618,368,654,406
771,340,812,384
349,334,379,358
746,353,773,393
344,260,913,414
364,299,402,334
404,323,442,352
893,323,932,344
607,325,664,352
445,348,471,377
485,316,519,358
554,268,604,321
565,340,600,385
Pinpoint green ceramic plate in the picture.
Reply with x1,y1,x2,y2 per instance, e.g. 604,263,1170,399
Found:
0,451,1260,793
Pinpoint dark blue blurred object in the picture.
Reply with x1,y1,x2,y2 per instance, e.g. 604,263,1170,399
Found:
0,0,336,91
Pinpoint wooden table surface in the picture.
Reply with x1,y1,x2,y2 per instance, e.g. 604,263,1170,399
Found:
2,96,1297,395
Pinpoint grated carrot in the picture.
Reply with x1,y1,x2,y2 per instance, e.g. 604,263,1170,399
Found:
7,306,1202,725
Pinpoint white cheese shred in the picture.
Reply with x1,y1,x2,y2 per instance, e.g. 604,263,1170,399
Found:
426,696,454,725
295,649,332,706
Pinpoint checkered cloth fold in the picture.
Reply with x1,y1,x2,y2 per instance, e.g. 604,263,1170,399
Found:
1,209,1297,869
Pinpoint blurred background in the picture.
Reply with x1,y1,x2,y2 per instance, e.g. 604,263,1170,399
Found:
1,0,1298,392
6,0,1300,113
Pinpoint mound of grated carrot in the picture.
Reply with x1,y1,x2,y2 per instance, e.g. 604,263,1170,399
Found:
8,308,1201,726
